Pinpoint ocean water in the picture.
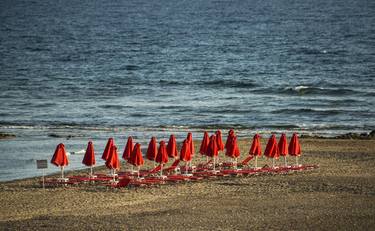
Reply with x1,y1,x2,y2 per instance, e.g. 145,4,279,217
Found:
0,0,374,181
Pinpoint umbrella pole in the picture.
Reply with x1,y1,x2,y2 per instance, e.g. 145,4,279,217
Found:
213,157,216,172
113,169,115,182
284,156,287,167
255,156,258,169
137,166,140,178
160,164,163,177
90,166,93,177
272,158,275,168
61,166,64,179
296,156,298,166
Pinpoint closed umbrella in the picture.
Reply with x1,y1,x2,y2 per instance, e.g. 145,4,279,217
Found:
226,136,241,169
216,130,224,163
278,133,289,167
180,139,191,175
105,145,120,182
156,141,169,177
199,131,210,162
122,136,134,172
249,134,262,169
225,129,235,161
288,133,301,166
82,141,96,178
264,134,279,168
102,138,114,161
129,143,144,178
207,135,218,172
146,137,158,166
51,143,69,181
187,132,195,168
167,134,178,159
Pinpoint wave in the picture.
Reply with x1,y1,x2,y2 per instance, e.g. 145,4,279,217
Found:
272,108,342,116
282,86,356,96
158,79,257,88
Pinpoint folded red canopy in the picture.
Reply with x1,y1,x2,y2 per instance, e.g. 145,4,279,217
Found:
130,143,144,167
264,134,279,159
215,130,224,151
105,145,120,170
249,134,262,156
102,138,114,161
207,135,218,157
226,136,240,158
199,131,210,156
146,137,158,161
82,141,95,167
156,140,168,164
180,139,192,162
288,133,301,156
225,129,235,154
51,143,69,167
187,132,195,157
167,134,178,158
122,136,133,161
278,133,288,156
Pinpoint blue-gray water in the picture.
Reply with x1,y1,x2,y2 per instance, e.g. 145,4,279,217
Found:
0,0,374,181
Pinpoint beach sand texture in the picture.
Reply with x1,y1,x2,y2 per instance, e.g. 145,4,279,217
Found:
0,138,374,230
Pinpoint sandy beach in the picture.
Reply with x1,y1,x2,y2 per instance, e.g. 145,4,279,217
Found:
0,138,374,230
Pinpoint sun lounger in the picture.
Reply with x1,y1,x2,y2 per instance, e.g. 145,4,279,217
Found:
163,159,180,172
221,155,254,168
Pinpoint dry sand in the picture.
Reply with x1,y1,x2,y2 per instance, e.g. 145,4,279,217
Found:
0,138,374,230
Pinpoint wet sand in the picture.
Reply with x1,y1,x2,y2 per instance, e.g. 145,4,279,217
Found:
1,138,374,230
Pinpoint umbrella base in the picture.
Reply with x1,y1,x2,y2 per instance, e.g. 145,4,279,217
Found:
182,173,193,177
107,173,118,178
57,178,69,182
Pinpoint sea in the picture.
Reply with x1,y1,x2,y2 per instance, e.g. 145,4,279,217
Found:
0,0,374,181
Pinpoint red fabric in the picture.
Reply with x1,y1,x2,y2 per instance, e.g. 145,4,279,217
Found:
264,134,279,159
105,145,120,170
278,133,289,156
288,133,301,156
206,135,218,157
51,143,69,167
180,139,192,162
187,132,195,156
249,134,262,156
82,141,95,166
101,138,114,161
199,131,210,156
146,137,158,161
129,143,144,167
225,129,235,155
167,134,178,158
215,130,224,151
122,136,133,161
156,141,168,164
226,136,240,158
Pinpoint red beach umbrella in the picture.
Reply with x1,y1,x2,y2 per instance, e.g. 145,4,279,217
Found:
122,136,133,161
215,130,224,151
187,132,195,157
288,133,301,166
167,134,178,159
130,143,144,177
156,141,169,164
264,134,279,168
105,145,120,170
199,131,210,156
102,138,114,161
180,139,192,174
225,129,235,157
207,135,219,172
105,145,120,181
51,143,69,179
207,135,218,158
278,133,289,167
82,141,96,177
226,136,240,158
249,134,262,169
156,141,169,177
146,137,158,163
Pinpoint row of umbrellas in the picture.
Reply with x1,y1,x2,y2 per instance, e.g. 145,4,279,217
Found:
51,130,302,179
